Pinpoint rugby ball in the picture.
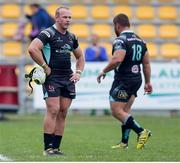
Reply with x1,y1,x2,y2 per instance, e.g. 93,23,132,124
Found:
32,67,46,85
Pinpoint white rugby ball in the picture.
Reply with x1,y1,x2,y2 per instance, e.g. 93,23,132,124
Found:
32,67,46,85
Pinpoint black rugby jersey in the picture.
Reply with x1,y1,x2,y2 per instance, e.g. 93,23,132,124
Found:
37,25,79,76
112,30,147,80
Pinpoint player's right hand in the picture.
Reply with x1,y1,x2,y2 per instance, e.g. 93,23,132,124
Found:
43,65,51,76
144,83,153,94
97,72,106,83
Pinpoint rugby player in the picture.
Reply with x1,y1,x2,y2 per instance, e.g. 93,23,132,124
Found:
28,6,85,155
97,14,152,149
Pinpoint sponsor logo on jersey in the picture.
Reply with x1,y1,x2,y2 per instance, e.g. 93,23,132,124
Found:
60,44,72,54
127,37,142,42
62,44,71,50
55,44,72,54
131,65,139,73
119,34,127,40
113,39,124,45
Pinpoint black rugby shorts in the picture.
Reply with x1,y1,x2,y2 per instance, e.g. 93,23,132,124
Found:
42,74,76,99
109,78,142,102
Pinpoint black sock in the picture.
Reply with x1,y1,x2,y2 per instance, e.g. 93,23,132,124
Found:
44,133,53,150
121,125,131,144
124,116,143,135
52,135,62,149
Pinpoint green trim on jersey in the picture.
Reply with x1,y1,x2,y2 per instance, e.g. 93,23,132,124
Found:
42,43,51,64
44,92,48,99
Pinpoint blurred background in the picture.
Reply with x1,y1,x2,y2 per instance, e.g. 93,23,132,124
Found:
0,0,180,118
0,0,180,161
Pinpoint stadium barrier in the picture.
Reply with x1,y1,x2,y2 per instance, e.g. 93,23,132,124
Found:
0,58,29,116
34,62,180,110
0,65,19,113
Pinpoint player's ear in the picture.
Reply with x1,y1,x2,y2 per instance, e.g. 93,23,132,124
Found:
117,24,122,31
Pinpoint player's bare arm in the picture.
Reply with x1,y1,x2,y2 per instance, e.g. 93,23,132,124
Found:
70,47,85,83
28,38,51,76
142,51,152,94
97,49,126,83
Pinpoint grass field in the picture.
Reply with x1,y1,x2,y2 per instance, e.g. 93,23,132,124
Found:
0,113,180,161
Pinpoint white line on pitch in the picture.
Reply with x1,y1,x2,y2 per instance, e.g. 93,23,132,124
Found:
0,154,12,161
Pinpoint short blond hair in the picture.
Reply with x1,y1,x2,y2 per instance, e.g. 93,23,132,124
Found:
55,6,69,18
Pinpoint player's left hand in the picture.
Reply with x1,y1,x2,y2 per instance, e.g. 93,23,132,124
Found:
70,73,81,83
144,83,153,94
97,72,106,83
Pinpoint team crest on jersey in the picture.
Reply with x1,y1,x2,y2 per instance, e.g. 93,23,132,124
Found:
131,65,139,73
56,37,63,42
68,36,73,43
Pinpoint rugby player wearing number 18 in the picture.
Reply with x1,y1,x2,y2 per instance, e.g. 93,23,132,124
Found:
97,14,153,149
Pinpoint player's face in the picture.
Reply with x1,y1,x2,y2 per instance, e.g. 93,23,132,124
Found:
56,9,72,30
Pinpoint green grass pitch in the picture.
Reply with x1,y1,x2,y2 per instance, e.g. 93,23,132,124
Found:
0,113,180,161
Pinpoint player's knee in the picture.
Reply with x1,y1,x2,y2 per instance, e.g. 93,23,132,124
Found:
111,109,119,118
51,109,59,119
111,108,124,118
58,107,68,119
124,107,131,113
47,105,60,119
